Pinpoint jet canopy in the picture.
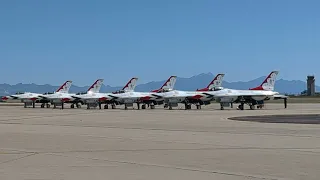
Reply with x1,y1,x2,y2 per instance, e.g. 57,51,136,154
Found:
76,91,87,95
15,92,25,95
212,87,224,91
157,89,171,93
112,90,126,94
43,92,54,95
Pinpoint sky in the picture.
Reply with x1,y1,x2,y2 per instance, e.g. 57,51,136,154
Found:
1,0,319,86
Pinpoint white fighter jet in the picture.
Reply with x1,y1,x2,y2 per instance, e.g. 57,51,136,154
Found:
1,80,72,108
69,79,106,109
150,74,225,110
71,77,138,109
249,71,288,108
38,80,75,109
202,71,282,110
2,91,43,108
137,75,177,109
108,76,177,110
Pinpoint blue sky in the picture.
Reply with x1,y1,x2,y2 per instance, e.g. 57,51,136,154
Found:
1,0,319,86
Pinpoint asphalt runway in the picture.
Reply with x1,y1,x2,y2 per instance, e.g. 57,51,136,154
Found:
0,103,320,180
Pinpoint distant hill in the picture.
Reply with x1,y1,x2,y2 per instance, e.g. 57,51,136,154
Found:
0,73,318,96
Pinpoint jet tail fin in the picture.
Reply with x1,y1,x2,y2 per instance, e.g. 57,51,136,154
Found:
197,73,225,91
249,71,279,91
122,77,138,92
151,75,177,92
56,81,73,93
87,79,104,93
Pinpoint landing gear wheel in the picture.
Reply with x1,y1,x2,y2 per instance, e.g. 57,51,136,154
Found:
141,104,146,109
41,104,45,108
150,104,155,109
238,104,244,110
76,104,81,108
104,105,108,109
250,105,255,110
220,106,224,110
71,104,75,109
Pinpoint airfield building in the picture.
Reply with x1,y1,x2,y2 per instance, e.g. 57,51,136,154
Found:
307,75,315,96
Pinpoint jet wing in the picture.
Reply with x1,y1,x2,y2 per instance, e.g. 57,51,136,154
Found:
150,94,164,99
201,92,215,99
9,95,19,99
71,95,82,100
273,94,288,100
38,95,49,99
108,94,120,99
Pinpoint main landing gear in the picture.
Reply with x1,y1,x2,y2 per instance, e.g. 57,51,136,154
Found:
40,103,51,108
140,104,155,109
70,103,81,109
135,102,155,110
23,101,36,108
237,103,245,110
184,103,192,110
103,104,116,109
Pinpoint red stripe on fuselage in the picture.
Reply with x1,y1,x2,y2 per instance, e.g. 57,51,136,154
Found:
191,95,203,99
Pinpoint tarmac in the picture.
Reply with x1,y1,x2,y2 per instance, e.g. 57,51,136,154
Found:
0,103,320,180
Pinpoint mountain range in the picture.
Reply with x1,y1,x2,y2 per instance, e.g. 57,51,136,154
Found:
0,73,318,96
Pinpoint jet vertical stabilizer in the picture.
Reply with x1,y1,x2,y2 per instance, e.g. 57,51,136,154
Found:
122,77,138,92
56,80,73,93
197,73,225,91
87,79,104,93
151,76,177,92
250,71,279,91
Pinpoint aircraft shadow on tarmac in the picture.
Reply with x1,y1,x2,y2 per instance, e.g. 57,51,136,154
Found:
228,114,320,124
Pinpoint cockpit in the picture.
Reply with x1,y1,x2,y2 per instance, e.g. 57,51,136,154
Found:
76,91,87,95
43,92,54,95
15,92,25,95
157,89,171,93
211,87,224,91
112,90,126,94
